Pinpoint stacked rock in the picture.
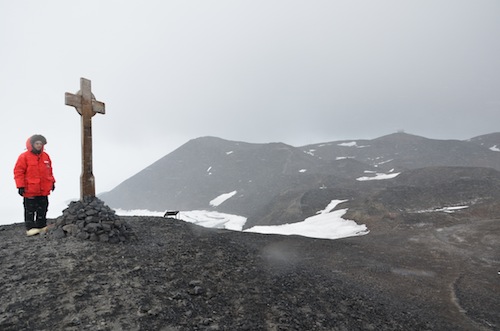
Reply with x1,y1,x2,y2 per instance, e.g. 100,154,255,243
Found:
51,197,136,243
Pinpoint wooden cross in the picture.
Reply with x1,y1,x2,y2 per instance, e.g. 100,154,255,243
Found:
65,77,105,201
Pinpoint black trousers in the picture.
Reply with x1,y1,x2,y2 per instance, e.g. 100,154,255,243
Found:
23,196,49,230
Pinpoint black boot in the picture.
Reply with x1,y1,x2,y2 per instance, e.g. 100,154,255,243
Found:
24,198,36,230
24,197,42,236
35,196,49,232
35,206,48,228
25,212,36,231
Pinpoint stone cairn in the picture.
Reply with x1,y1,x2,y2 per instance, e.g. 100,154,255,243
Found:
50,197,136,243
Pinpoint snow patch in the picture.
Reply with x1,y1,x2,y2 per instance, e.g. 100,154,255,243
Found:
115,200,369,240
210,191,237,207
377,159,393,165
318,199,346,214
490,145,500,152
356,172,400,181
337,141,370,148
413,206,469,214
244,199,369,240
338,141,357,147
115,209,165,217
182,210,246,231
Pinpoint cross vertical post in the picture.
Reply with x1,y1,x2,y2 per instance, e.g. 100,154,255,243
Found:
65,77,105,201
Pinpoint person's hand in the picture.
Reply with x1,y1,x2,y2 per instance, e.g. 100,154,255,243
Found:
18,188,25,196
52,184,55,192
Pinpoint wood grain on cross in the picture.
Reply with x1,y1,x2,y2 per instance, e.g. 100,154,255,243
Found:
65,77,105,201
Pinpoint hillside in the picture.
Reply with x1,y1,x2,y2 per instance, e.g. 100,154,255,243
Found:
468,132,500,151
100,137,351,216
0,215,498,330
301,132,500,171
100,132,500,229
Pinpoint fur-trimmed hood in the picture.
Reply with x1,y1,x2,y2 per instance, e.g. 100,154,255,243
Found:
26,134,47,153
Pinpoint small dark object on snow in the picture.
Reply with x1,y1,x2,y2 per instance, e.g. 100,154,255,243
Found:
164,210,180,218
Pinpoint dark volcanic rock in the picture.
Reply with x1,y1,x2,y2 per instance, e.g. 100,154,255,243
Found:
51,198,136,243
0,215,498,330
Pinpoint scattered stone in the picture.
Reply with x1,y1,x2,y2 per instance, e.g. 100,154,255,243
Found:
0,216,497,330
190,286,205,295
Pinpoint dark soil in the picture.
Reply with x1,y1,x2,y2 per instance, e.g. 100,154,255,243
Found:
0,215,498,331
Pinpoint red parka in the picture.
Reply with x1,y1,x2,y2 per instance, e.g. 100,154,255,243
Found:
14,138,56,197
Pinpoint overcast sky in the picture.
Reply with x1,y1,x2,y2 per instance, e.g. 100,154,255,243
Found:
1,0,499,223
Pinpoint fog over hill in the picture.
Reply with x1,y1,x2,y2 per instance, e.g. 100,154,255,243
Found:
100,132,500,230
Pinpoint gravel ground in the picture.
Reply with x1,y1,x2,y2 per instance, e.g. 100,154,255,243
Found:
0,216,498,331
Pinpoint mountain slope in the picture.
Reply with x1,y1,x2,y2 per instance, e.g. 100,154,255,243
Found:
468,132,500,152
100,137,357,216
301,132,500,171
100,133,500,228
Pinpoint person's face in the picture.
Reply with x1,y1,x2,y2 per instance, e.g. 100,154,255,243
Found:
33,141,44,151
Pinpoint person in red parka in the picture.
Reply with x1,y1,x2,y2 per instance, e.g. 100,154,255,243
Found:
14,134,56,236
